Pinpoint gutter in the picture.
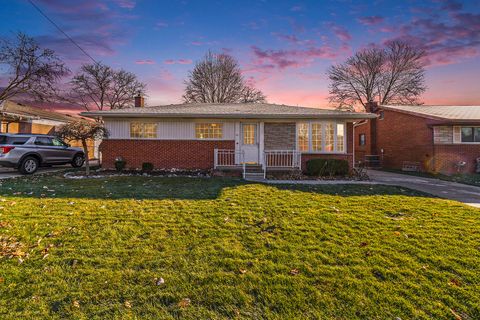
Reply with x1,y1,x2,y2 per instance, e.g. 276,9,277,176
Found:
80,112,377,120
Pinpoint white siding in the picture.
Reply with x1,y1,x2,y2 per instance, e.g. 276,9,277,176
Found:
104,119,235,140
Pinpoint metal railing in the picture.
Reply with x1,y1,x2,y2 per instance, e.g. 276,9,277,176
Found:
214,149,245,169
263,150,301,168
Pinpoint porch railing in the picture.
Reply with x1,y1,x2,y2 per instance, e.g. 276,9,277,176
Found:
214,149,244,169
263,150,301,168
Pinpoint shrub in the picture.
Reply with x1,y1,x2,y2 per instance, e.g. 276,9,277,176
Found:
142,162,154,172
114,157,126,172
306,159,349,177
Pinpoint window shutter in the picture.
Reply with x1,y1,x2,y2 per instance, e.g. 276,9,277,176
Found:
453,126,461,144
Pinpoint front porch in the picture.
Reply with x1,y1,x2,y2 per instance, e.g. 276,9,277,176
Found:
214,148,301,179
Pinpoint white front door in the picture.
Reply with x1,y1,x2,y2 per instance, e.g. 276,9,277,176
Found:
241,123,259,163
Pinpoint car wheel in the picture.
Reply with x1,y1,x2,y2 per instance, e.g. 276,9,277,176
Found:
19,156,39,175
71,154,85,168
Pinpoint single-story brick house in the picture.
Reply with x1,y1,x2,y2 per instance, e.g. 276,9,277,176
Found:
355,102,480,174
82,100,375,176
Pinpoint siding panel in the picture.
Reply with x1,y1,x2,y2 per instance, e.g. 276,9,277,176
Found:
104,119,235,140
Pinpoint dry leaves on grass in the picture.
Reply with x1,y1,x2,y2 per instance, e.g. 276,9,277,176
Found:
178,298,191,308
0,236,27,259
290,268,300,276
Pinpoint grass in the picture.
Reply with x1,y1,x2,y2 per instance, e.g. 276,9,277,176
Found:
0,174,479,319
380,168,480,187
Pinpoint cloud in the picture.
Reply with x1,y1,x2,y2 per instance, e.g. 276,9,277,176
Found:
33,0,136,66
156,21,169,28
440,0,463,12
113,0,136,9
357,16,384,26
272,33,315,46
249,44,345,71
290,5,303,12
135,59,155,65
387,11,480,66
163,59,192,65
328,23,352,42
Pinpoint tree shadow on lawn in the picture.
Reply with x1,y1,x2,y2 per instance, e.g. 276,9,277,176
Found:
0,173,435,200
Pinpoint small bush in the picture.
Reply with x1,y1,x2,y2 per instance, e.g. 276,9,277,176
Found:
114,157,126,172
142,162,154,172
306,159,349,177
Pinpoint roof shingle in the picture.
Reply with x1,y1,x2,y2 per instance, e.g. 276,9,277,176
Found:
381,105,480,121
81,103,375,120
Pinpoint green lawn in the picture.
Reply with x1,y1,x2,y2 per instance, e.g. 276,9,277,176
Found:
0,174,479,319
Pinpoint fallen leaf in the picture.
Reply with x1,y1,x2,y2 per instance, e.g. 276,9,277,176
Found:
290,268,300,276
178,298,191,308
449,278,462,287
239,268,247,274
156,277,165,286
72,300,80,308
124,300,132,308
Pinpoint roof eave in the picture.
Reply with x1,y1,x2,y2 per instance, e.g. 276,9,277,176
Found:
80,112,376,120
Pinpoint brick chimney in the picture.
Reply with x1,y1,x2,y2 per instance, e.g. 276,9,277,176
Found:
134,94,144,108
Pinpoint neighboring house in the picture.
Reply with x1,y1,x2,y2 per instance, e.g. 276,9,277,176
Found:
0,100,96,158
355,102,480,174
81,100,375,175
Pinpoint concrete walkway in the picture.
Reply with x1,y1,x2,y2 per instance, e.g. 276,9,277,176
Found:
265,170,480,208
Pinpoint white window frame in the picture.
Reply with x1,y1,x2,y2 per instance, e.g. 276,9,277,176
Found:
129,122,158,139
296,121,347,154
458,126,480,144
195,122,224,140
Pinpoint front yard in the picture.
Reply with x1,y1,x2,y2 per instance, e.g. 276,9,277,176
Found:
0,175,479,319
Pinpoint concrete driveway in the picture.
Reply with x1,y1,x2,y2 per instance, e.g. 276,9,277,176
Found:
368,170,480,208
0,160,99,179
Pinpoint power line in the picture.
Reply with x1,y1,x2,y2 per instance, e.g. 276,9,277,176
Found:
27,0,98,64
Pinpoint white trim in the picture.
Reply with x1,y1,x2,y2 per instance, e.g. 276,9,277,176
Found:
295,120,347,154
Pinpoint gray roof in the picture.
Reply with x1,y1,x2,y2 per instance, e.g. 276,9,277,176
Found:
381,105,480,121
81,103,375,120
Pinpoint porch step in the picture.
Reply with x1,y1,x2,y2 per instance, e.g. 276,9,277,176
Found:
244,172,265,182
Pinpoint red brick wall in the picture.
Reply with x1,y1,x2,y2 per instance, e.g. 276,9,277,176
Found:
433,145,480,174
300,122,354,171
354,121,372,163
100,139,235,170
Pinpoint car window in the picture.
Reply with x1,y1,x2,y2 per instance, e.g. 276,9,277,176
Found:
52,138,66,146
8,137,30,145
35,137,54,146
0,135,7,144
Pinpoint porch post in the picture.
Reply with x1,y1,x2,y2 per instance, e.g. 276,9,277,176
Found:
259,121,264,166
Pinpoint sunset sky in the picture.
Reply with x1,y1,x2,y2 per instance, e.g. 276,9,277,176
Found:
1,0,480,110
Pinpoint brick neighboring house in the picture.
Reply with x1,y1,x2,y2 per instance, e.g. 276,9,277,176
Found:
355,102,480,174
81,100,375,174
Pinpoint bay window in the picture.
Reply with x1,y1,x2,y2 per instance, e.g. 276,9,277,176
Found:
297,121,346,153
297,123,309,151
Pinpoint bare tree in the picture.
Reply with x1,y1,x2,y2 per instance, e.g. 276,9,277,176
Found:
183,51,266,103
328,41,426,110
240,86,267,103
0,32,69,103
69,62,146,111
55,120,108,176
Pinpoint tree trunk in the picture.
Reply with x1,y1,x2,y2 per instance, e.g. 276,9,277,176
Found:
82,139,90,176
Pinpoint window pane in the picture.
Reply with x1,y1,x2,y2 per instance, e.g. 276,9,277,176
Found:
475,128,480,142
242,124,256,145
297,123,309,151
336,123,345,152
312,123,322,151
52,138,65,146
461,127,474,142
359,134,366,146
195,123,223,139
130,122,157,138
325,122,334,151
